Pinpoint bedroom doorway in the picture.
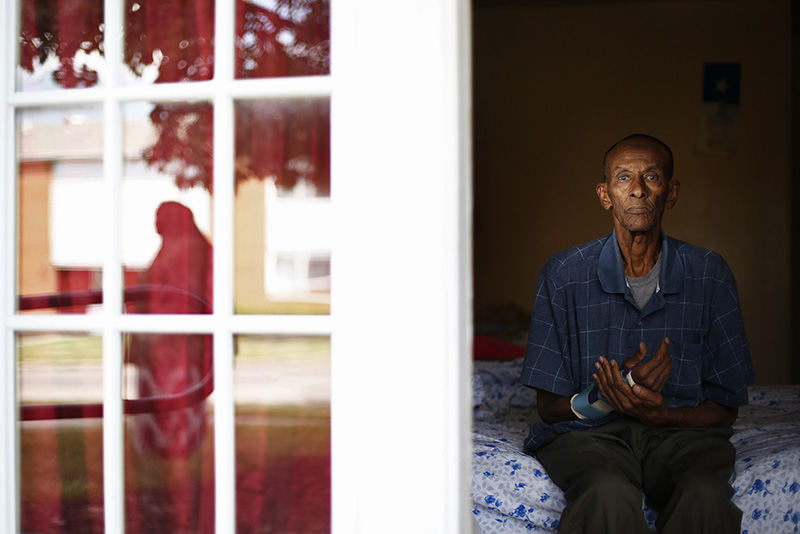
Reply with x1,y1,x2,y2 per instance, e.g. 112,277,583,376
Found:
471,0,793,384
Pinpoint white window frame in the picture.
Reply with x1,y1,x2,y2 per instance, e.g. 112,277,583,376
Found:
1,0,472,532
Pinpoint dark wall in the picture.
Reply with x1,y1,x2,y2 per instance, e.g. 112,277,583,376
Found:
473,0,794,383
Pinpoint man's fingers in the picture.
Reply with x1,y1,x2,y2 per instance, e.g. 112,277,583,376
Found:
595,358,637,411
655,337,670,358
594,358,623,409
652,357,673,391
631,384,664,408
631,338,672,389
622,342,647,370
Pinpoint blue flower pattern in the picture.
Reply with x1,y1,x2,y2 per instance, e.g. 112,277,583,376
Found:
472,360,800,533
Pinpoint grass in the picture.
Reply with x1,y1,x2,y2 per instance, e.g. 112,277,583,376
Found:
234,300,330,315
17,333,103,364
17,333,330,363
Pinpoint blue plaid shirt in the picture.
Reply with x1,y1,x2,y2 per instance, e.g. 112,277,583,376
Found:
521,230,755,452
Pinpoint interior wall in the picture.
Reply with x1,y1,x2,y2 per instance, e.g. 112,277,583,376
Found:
473,0,792,383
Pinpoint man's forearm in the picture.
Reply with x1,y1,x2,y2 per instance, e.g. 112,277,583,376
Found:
536,389,578,423
537,387,738,428
657,399,738,427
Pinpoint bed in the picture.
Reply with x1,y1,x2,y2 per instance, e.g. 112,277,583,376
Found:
471,357,800,533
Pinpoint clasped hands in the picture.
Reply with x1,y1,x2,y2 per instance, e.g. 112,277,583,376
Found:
592,338,673,425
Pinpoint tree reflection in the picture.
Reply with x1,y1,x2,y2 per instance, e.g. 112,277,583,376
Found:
19,0,331,193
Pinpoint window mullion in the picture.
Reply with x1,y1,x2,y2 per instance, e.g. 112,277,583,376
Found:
2,0,20,531
8,75,332,107
7,313,332,335
213,1,236,533
102,0,125,531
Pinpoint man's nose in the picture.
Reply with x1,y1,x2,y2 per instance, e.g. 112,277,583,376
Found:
630,176,647,198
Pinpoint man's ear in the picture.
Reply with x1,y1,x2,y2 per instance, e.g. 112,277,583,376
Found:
666,180,680,209
596,182,612,210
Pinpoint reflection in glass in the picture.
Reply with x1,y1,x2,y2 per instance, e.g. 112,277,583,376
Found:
124,0,215,85
17,0,329,90
18,0,105,91
122,101,214,315
236,0,330,79
18,332,104,533
234,98,330,314
234,335,330,533
124,332,214,533
17,106,105,315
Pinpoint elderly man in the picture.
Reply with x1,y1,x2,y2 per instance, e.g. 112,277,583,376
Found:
521,134,755,533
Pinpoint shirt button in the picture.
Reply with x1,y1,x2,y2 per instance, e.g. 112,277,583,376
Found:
637,321,642,326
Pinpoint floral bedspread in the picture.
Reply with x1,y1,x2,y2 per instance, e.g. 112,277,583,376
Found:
471,359,800,533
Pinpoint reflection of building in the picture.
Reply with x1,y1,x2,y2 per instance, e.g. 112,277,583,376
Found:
264,179,331,301
18,109,331,314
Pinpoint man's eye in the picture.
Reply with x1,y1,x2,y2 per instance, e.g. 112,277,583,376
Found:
618,175,629,181
646,174,658,181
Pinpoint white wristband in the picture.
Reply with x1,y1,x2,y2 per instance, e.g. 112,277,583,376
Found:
570,394,589,420
622,368,637,387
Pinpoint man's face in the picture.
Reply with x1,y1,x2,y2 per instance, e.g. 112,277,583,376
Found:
596,140,679,235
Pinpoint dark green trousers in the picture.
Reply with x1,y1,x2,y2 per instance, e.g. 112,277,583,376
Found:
535,418,741,534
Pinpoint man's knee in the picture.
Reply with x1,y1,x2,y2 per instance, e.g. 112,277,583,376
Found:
559,470,649,534
673,472,734,503
567,469,641,505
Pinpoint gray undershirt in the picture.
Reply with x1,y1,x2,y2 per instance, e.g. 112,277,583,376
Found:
625,254,661,310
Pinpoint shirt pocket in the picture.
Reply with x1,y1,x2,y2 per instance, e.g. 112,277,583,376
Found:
664,340,704,404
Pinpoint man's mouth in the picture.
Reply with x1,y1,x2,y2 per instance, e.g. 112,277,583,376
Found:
625,206,650,214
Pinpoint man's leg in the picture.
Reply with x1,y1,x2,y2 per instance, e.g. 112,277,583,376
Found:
641,426,741,534
535,421,650,534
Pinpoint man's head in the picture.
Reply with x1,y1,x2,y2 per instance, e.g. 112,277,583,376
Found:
596,134,680,236
602,134,674,181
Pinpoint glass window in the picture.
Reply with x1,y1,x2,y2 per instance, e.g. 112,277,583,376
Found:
8,0,348,532
234,335,330,532
18,332,104,532
122,101,214,315
18,0,105,91
123,332,215,533
124,0,215,85
17,106,105,315
234,98,330,314
235,0,330,79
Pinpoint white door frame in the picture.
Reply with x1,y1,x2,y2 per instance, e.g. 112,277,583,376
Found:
330,1,472,532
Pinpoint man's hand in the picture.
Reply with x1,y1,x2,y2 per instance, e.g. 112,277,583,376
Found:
594,356,740,427
593,357,670,425
622,338,672,392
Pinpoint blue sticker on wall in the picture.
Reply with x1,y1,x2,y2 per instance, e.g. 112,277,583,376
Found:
702,62,741,105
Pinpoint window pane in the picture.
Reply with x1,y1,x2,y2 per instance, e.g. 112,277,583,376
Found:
123,332,214,533
235,0,330,79
234,98,330,314
17,106,104,315
18,0,105,91
18,332,104,532
235,335,330,533
124,0,215,85
122,102,214,315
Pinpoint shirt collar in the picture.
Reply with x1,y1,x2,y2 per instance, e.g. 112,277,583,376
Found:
598,229,683,295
